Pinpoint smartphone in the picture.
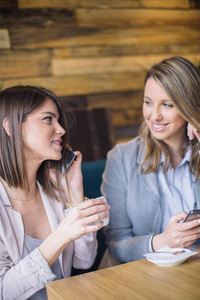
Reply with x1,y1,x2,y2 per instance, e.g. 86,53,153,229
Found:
184,209,200,222
60,150,76,174
50,150,76,174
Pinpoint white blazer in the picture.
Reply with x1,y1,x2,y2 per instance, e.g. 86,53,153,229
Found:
0,182,97,300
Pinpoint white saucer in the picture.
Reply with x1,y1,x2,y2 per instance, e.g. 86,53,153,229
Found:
144,246,198,267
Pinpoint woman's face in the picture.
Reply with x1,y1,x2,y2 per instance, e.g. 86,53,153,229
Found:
143,78,187,148
22,98,65,164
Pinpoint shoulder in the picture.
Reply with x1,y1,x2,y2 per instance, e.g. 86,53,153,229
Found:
108,136,145,163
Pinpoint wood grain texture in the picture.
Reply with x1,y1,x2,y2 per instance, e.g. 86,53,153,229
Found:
46,245,200,300
76,9,200,27
52,45,200,58
0,1,199,143
0,72,146,95
0,50,51,78
51,54,200,76
10,26,200,49
0,0,17,8
18,0,190,9
0,8,75,28
0,29,11,49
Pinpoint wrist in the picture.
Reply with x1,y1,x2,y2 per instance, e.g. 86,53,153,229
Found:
152,233,164,252
66,196,89,208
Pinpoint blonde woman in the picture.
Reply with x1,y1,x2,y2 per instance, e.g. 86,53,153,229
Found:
0,86,110,299
100,56,200,268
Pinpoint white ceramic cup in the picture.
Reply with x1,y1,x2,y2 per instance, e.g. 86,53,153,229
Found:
91,196,109,227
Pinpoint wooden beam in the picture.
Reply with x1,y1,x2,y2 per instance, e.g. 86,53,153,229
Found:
112,108,143,127
52,45,200,58
51,54,200,76
76,9,200,27
86,90,143,110
10,26,200,49
0,49,51,78
18,0,190,9
0,8,75,28
0,0,17,8
0,72,146,95
0,29,11,49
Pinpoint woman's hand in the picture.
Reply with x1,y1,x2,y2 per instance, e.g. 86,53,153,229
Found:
49,150,84,205
153,212,200,251
187,123,200,142
39,197,110,266
63,151,83,203
58,197,109,243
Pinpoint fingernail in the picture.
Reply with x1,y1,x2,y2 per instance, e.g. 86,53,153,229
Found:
198,219,200,224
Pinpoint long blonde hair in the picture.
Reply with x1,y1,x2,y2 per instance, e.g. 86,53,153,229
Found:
139,56,200,179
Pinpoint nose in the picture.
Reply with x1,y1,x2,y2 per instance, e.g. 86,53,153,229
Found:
151,105,162,121
55,122,66,136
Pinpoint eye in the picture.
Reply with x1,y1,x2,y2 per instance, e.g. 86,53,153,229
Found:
163,103,174,108
144,100,152,105
43,116,52,122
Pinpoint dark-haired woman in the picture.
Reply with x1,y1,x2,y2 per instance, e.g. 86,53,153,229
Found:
0,86,109,299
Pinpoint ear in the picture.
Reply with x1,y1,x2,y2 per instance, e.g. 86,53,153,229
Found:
3,118,10,136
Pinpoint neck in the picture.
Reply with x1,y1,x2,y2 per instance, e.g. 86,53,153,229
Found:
0,177,38,202
167,137,189,169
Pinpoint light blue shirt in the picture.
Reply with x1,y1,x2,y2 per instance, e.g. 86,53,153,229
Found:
158,147,196,232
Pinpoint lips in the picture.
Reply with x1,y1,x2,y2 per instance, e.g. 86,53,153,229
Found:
151,122,169,132
52,138,62,150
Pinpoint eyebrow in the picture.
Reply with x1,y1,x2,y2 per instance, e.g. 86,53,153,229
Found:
40,111,58,118
144,96,171,101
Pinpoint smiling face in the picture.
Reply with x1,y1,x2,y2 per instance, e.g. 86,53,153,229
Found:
143,78,187,148
21,98,66,165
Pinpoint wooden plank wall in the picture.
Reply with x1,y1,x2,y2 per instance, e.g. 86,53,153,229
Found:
0,0,200,145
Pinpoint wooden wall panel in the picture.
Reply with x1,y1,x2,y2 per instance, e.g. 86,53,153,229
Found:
0,50,51,78
18,0,190,9
0,29,11,49
76,9,200,27
0,0,17,8
10,26,200,49
0,8,75,28
52,44,200,58
51,54,200,76
0,1,199,147
87,90,144,127
0,72,146,96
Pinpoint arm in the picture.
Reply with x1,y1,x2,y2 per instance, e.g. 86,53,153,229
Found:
101,145,152,262
48,150,106,269
0,199,109,299
38,198,109,270
73,231,97,269
0,239,55,300
153,212,200,251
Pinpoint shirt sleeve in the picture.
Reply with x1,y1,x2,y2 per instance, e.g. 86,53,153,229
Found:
73,232,98,269
0,244,55,300
64,208,98,269
101,145,152,262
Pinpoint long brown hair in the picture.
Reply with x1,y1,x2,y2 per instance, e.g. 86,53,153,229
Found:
0,85,71,200
139,56,200,179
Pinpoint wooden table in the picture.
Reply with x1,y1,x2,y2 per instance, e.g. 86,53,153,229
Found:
46,245,200,300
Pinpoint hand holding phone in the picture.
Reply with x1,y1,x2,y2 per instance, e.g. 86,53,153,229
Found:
60,150,76,174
